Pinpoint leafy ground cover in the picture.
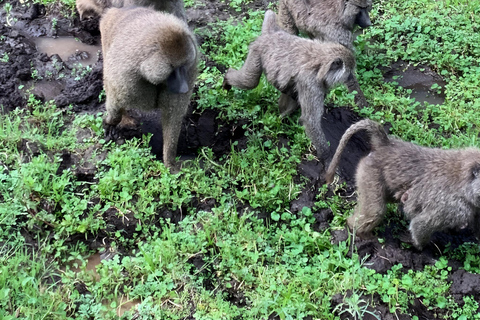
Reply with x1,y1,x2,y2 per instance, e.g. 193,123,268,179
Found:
1,0,480,318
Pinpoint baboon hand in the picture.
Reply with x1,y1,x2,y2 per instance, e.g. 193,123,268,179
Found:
222,77,232,91
103,120,121,143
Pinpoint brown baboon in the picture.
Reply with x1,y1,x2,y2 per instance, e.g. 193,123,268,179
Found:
278,0,372,107
101,7,197,168
76,0,117,20
223,10,356,166
77,0,186,21
326,119,480,250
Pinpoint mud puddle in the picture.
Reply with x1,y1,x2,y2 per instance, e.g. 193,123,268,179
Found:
68,251,141,316
383,60,446,105
34,36,101,66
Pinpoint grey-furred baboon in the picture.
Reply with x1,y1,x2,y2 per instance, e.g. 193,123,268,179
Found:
326,119,480,250
223,10,356,167
76,0,186,21
101,6,197,169
278,0,372,108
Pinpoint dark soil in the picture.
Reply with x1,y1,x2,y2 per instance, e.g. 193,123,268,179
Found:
1,0,478,318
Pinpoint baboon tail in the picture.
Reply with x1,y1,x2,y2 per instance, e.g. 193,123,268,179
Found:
325,119,389,184
262,10,281,34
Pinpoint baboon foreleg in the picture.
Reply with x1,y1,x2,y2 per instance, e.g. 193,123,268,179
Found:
103,97,125,142
277,0,299,35
161,99,187,170
346,73,368,108
278,93,299,117
473,213,480,241
297,87,329,166
348,158,387,236
409,213,436,250
223,46,263,90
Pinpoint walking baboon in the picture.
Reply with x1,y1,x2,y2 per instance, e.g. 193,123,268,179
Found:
278,0,372,107
326,119,480,250
77,0,186,21
101,7,197,168
223,10,356,166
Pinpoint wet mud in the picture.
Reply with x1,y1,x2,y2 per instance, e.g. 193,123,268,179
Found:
1,0,479,317
383,60,446,105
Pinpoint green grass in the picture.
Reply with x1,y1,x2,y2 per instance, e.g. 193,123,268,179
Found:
2,0,480,318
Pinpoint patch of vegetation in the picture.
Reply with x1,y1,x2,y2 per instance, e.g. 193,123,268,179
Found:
1,0,480,318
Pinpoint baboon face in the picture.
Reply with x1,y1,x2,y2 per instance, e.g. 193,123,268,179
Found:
167,65,189,94
468,163,480,205
346,0,372,29
320,57,355,89
165,42,196,93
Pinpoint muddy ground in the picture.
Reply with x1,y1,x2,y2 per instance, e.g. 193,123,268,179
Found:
1,0,479,318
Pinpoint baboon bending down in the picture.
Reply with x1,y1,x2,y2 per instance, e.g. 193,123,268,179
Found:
101,7,197,168
223,10,356,166
326,119,480,250
77,0,186,21
278,0,372,108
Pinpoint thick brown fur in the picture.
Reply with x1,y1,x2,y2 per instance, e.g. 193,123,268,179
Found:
326,119,480,250
278,0,372,107
76,0,186,21
223,10,356,166
101,7,197,169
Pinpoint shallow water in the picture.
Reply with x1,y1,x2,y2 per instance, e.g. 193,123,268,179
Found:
34,36,101,66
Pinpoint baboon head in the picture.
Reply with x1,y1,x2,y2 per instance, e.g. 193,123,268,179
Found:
316,46,356,89
318,58,350,88
345,0,373,29
140,30,197,93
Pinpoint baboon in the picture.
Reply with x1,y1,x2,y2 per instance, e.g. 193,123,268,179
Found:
277,0,373,107
223,10,356,166
326,119,480,250
77,0,117,20
101,7,198,169
76,0,186,21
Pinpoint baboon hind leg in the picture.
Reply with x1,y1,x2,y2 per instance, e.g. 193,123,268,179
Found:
346,73,368,108
223,46,263,90
348,158,387,236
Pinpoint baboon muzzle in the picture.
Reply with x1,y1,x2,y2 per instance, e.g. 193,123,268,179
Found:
355,9,372,28
167,66,189,94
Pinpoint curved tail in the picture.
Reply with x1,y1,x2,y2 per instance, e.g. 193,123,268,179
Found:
325,119,389,183
262,10,282,34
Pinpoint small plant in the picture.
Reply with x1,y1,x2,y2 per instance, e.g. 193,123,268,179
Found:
333,291,381,320
0,52,9,63
51,17,58,30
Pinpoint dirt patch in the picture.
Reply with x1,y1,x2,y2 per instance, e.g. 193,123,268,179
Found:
331,291,441,320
